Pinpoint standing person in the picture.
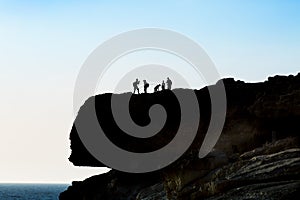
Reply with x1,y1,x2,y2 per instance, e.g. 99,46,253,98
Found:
133,78,140,94
161,80,165,90
166,77,172,90
143,80,149,93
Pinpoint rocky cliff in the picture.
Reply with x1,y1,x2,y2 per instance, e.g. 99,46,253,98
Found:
60,73,300,200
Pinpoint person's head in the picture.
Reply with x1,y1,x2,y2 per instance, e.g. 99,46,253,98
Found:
167,77,169,80
143,80,146,83
162,80,164,83
136,78,138,81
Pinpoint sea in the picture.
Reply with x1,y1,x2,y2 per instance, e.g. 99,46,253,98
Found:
0,183,69,200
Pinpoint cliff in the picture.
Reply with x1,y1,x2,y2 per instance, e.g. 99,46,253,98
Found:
60,73,300,199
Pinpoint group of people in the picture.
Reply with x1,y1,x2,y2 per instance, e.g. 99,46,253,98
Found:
133,77,172,94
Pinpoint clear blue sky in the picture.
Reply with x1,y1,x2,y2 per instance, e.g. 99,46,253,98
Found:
0,0,299,183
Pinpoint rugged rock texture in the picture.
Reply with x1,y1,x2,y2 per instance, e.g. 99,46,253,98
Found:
60,171,163,200
169,137,300,200
60,137,300,199
61,73,300,199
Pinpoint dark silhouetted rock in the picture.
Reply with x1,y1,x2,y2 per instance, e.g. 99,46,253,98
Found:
61,73,300,200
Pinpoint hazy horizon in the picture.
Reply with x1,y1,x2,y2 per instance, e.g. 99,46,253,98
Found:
0,0,299,183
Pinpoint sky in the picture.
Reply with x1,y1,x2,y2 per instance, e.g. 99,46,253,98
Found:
0,0,299,183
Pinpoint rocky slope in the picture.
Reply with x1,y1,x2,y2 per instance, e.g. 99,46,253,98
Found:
60,73,300,199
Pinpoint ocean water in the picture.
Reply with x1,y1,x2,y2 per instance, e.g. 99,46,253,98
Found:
0,183,69,200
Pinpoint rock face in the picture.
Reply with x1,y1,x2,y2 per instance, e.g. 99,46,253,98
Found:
173,137,300,200
61,73,300,199
60,171,163,200
60,137,300,200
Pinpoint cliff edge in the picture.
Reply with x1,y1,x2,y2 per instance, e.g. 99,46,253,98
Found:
61,73,300,200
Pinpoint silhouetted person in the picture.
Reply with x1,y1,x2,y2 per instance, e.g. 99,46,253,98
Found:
133,78,140,94
143,80,149,93
161,80,165,90
166,77,172,90
154,84,161,92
